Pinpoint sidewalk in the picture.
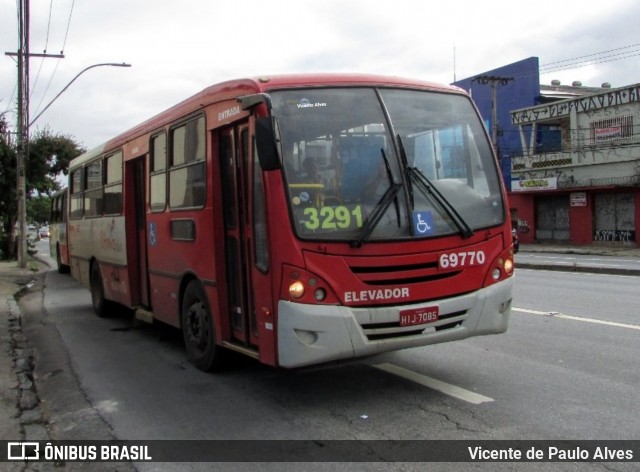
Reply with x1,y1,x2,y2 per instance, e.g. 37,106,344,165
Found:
516,243,640,275
0,257,53,469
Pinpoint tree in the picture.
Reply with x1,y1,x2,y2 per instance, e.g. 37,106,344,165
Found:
27,127,85,195
27,195,52,224
0,116,17,259
0,119,85,259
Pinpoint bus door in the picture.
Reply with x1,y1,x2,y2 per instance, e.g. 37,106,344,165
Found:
125,156,150,308
219,123,257,346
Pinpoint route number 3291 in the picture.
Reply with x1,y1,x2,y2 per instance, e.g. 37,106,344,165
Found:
439,250,486,269
303,205,363,231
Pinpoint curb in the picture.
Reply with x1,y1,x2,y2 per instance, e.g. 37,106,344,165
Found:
516,262,640,277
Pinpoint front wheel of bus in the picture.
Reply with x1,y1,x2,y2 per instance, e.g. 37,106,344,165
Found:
181,281,222,371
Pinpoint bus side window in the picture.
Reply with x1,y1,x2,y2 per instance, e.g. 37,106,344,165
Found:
150,132,167,212
84,160,103,218
169,116,206,209
104,151,123,215
70,169,83,219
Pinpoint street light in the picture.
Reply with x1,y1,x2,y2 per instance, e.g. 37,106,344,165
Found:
29,62,132,127
15,61,130,268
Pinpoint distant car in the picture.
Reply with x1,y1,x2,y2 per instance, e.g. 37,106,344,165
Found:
512,227,520,253
39,226,50,239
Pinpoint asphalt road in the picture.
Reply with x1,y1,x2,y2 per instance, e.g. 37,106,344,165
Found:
20,241,640,471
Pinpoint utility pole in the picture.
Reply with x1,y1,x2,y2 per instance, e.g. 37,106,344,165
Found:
5,0,63,267
471,75,514,155
14,0,29,269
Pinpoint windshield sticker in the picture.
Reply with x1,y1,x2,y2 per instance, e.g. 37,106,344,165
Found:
297,98,327,109
412,211,434,236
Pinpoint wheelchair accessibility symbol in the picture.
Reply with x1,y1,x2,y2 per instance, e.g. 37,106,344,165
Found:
149,222,157,247
412,211,434,236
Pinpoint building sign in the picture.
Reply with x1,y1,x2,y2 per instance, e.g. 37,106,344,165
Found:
511,84,640,125
594,126,622,142
511,177,558,192
570,192,587,207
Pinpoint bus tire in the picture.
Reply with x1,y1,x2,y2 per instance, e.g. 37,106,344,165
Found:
90,262,110,317
56,245,70,274
181,280,222,371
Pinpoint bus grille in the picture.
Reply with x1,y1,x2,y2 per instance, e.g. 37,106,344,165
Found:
360,310,467,341
347,259,461,286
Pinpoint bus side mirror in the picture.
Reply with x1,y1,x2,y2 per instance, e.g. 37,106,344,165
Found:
255,117,281,171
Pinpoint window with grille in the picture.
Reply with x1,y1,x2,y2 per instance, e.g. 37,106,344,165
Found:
590,115,633,144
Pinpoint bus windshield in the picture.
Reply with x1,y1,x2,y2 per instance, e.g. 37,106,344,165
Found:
270,87,505,242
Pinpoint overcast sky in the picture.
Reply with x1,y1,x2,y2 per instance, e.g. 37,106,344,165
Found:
2,0,639,151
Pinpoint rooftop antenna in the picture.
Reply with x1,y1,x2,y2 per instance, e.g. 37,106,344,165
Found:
453,46,457,82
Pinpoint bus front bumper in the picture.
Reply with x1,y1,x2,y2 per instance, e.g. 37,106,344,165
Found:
277,278,513,368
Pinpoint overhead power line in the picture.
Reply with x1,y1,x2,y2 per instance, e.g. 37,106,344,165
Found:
29,0,77,117
60,0,76,54
540,43,640,75
30,0,55,96
541,43,640,67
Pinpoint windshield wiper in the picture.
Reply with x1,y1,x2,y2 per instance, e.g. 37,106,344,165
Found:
351,149,402,248
381,148,402,229
351,183,402,248
397,135,474,239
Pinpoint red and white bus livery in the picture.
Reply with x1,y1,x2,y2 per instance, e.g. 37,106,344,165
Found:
66,74,515,370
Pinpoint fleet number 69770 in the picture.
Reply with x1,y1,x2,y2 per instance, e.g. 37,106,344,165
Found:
439,250,486,269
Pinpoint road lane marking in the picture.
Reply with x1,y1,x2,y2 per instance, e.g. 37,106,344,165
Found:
372,363,494,404
513,307,640,331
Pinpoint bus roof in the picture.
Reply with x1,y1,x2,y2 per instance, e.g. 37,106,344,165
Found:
71,73,464,169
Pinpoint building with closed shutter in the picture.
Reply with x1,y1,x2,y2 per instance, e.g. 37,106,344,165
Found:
509,83,640,247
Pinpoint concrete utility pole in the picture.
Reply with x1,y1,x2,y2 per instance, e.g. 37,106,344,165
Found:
14,0,30,269
471,75,514,156
5,0,63,267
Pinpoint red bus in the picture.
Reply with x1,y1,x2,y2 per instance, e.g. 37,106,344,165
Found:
49,188,71,273
66,74,515,371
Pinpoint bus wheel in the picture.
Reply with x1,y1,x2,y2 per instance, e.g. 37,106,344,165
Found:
90,262,109,317
181,280,221,371
56,245,70,274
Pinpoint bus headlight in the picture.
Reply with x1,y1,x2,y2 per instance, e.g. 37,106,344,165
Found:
503,258,514,274
289,281,305,299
